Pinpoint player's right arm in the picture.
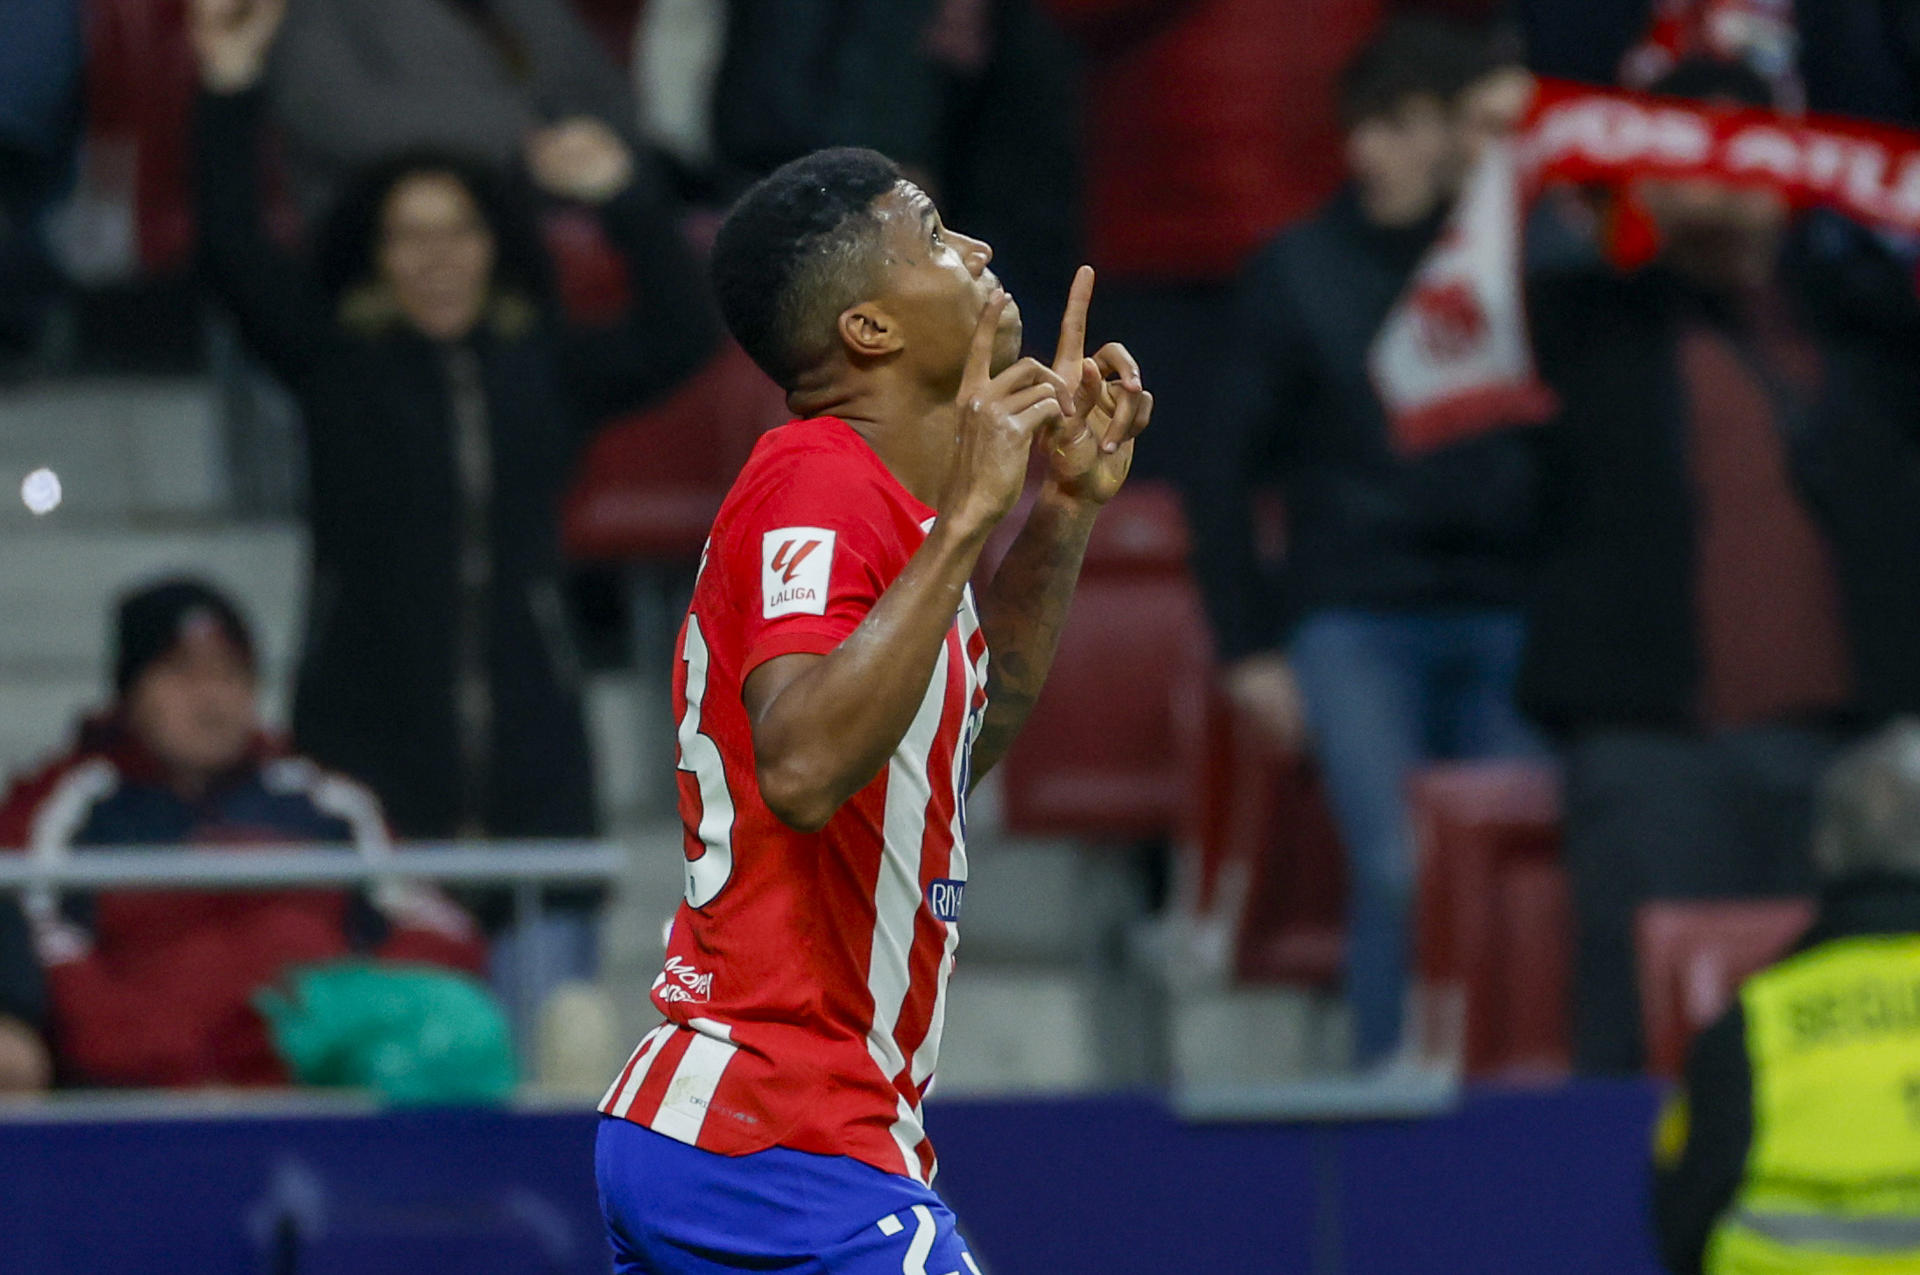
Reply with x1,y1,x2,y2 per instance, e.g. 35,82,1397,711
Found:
746,292,1063,832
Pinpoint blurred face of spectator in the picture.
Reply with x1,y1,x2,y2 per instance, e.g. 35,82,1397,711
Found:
377,172,498,342
1637,176,1787,291
1347,95,1460,227
124,624,257,792
869,181,1020,384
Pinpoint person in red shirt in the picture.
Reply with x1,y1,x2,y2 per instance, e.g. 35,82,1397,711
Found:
0,579,485,1088
595,147,1151,1271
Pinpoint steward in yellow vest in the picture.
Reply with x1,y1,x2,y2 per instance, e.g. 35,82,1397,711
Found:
1653,723,1920,1275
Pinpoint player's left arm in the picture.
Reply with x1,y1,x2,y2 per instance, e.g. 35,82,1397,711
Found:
971,266,1153,783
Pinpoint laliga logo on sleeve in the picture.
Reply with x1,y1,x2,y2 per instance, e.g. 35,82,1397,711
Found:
763,527,835,618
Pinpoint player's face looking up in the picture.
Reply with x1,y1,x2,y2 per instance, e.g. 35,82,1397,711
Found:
854,182,1022,389
376,171,499,343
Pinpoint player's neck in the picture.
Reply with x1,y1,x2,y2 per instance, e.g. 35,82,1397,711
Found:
789,374,957,509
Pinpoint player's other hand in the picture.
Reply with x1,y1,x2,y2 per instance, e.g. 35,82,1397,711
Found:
941,290,1071,536
526,118,635,204
1041,266,1152,507
189,0,286,94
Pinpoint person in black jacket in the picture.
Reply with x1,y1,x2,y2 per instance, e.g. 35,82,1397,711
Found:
1187,19,1546,1069
1523,60,1920,1074
187,0,720,980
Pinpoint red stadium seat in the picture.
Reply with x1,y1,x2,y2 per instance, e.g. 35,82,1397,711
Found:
1636,898,1814,1079
1411,762,1570,1079
1077,480,1192,574
998,484,1213,842
1170,684,1346,987
562,342,790,563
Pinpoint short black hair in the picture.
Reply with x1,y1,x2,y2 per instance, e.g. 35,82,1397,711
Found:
1648,58,1778,110
1340,15,1503,127
709,147,903,388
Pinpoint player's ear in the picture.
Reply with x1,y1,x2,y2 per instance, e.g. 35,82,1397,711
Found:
838,302,902,361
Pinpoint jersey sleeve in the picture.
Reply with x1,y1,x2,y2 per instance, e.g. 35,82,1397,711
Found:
722,446,906,677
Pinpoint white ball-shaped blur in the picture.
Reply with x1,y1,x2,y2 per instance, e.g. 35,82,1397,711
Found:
20,468,60,516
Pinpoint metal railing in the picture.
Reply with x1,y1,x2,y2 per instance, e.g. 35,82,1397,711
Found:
0,842,625,891
0,840,631,1069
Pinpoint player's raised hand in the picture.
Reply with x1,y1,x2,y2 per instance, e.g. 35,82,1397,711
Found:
941,290,1072,535
1042,266,1152,506
189,0,286,93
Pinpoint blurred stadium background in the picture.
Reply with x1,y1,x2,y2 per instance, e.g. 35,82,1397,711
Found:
5,0,1920,1271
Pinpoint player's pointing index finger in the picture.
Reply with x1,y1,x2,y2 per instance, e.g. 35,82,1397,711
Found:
1053,265,1095,376
962,289,1007,395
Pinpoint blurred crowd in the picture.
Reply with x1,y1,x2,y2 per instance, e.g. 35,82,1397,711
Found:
0,0,1917,1145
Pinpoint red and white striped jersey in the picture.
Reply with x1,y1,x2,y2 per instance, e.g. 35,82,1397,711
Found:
600,417,989,1184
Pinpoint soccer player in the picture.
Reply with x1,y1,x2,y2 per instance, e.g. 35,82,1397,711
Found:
595,148,1151,1272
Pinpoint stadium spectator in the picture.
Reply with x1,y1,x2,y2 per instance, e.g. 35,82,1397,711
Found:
1652,720,1920,1274
188,0,720,989
0,897,50,1092
0,0,82,376
1523,60,1920,1073
0,579,485,1089
1186,16,1544,1069
258,0,637,216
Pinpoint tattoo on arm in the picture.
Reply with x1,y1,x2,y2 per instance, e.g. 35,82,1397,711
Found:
972,495,1096,782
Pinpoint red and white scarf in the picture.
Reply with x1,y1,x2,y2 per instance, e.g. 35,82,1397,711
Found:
1378,79,1920,452
1369,139,1558,453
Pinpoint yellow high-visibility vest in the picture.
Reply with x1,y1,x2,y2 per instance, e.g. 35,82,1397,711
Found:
1706,935,1920,1275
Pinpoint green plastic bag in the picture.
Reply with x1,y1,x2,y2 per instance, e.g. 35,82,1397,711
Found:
256,961,517,1106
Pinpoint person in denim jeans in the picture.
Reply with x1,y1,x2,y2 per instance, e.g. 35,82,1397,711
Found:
1288,609,1540,1065
1188,17,1545,1067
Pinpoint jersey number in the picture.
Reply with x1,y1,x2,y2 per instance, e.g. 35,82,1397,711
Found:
677,614,736,908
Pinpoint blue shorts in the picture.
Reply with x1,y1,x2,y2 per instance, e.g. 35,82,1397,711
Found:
595,1116,984,1274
